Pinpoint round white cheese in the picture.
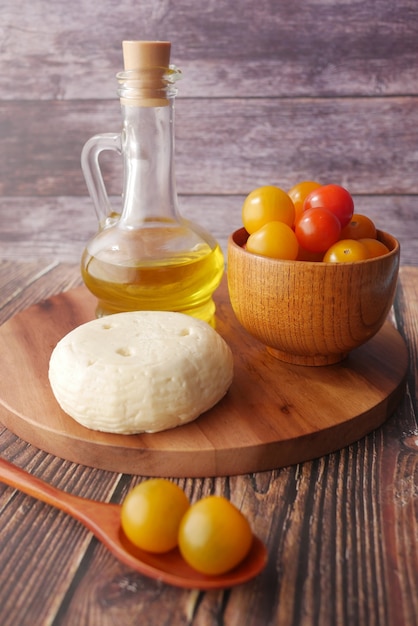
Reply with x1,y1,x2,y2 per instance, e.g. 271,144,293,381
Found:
48,311,233,434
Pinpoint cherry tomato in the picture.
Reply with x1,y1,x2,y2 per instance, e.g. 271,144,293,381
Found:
359,238,390,258
295,208,341,253
323,239,369,263
121,479,190,553
288,180,322,223
303,184,354,227
340,214,377,240
246,221,299,260
178,496,253,575
242,185,295,234
296,246,324,262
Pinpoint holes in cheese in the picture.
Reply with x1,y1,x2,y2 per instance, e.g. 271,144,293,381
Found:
48,311,233,434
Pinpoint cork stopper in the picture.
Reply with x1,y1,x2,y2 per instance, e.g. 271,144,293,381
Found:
122,41,171,71
119,41,171,107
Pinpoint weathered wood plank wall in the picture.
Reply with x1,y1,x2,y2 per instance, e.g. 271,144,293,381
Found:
0,0,417,263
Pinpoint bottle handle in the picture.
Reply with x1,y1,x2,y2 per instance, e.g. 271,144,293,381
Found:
81,133,122,224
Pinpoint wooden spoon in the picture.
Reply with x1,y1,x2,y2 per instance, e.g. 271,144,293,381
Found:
0,457,267,589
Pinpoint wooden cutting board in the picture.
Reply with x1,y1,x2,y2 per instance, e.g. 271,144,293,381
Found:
0,280,408,477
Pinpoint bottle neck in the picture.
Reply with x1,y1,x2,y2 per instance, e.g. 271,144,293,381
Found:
116,66,182,229
118,101,179,228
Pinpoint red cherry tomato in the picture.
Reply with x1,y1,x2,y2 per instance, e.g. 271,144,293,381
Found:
296,246,324,262
295,208,341,253
303,184,354,227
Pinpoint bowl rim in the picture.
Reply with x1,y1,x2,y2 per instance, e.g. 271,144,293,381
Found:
228,227,400,266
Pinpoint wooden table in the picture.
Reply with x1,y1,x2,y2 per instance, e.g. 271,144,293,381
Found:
0,261,416,625
1,1,418,624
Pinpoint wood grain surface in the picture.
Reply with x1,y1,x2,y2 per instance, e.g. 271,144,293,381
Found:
1,0,418,99
0,1,417,624
0,261,416,625
0,0,417,267
0,281,408,476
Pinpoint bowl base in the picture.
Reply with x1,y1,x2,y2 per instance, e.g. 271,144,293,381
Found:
266,346,348,366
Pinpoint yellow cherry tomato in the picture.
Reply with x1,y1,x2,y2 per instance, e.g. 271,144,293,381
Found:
246,221,299,260
323,239,369,263
359,237,390,258
340,213,377,240
287,180,322,223
121,479,190,553
242,185,295,234
178,496,253,575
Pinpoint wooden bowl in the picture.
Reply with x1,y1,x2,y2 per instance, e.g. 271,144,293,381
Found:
227,228,400,366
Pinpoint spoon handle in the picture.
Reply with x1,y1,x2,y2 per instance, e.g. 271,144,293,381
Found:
0,456,115,530
0,457,155,576
0,457,269,589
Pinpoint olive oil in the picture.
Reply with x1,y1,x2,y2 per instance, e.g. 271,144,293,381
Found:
81,237,224,323
81,42,225,323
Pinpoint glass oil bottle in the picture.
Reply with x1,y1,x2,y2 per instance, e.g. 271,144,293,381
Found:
80,41,224,323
